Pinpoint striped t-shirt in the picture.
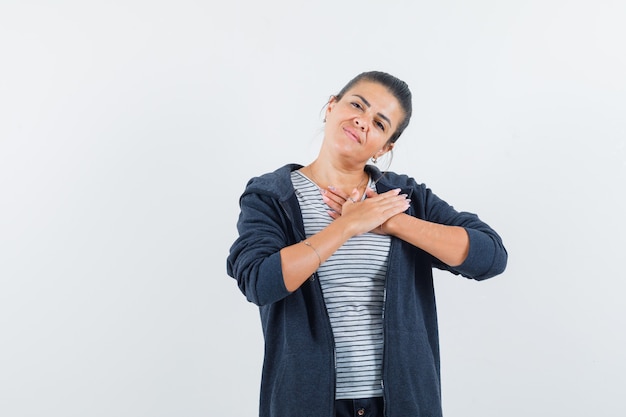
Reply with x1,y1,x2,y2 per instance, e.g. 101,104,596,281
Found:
291,170,391,399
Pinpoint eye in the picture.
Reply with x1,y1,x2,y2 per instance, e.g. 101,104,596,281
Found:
375,120,385,131
351,102,363,110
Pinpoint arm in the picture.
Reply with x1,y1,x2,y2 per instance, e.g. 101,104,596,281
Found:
324,185,507,280
280,187,410,291
227,192,293,306
412,185,507,280
383,213,469,267
227,188,410,305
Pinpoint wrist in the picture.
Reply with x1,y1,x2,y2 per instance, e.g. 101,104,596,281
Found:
330,215,358,240
384,213,404,236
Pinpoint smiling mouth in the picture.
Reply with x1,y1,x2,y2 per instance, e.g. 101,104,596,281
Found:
343,127,361,144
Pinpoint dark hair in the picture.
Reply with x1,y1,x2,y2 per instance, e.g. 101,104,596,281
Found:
335,71,412,143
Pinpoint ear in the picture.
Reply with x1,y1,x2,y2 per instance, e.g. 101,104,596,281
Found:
325,95,338,117
379,142,395,156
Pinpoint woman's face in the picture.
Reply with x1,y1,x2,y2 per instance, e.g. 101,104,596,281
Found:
323,80,404,164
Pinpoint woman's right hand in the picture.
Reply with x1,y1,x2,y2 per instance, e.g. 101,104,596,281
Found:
323,187,410,237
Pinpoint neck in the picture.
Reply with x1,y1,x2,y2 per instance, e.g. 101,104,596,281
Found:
303,159,369,194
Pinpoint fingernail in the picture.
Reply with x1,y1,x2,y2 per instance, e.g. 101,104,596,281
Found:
328,185,335,190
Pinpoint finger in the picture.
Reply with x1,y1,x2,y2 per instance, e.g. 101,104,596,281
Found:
382,195,411,214
347,187,361,204
380,188,402,198
327,185,348,200
322,192,343,214
365,187,378,199
365,188,401,202
370,194,410,216
326,186,349,201
322,196,342,214
324,187,348,206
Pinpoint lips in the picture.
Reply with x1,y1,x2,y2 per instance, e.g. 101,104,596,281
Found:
343,126,361,144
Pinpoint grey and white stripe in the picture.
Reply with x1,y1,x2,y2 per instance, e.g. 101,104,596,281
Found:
291,170,391,399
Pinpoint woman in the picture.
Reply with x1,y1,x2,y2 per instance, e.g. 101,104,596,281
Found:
227,71,507,417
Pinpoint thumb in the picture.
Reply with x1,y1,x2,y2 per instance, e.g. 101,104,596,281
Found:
365,187,377,198
348,187,360,203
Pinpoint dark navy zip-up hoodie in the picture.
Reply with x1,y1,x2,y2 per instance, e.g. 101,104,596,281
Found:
227,164,507,417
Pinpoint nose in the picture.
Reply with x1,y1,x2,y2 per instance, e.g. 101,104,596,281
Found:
354,118,367,131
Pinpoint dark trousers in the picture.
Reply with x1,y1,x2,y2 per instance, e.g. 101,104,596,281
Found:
335,397,384,417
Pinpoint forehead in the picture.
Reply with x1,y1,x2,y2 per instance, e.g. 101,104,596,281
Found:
342,81,404,122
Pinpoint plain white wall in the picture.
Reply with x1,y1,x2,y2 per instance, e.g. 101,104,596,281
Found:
1,1,624,416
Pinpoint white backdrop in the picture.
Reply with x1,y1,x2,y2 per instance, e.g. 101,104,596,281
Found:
1,1,625,416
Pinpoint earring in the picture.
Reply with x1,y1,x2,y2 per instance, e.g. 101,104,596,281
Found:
371,156,378,164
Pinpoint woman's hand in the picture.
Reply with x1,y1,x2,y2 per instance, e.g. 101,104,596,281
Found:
321,186,350,217
322,186,409,236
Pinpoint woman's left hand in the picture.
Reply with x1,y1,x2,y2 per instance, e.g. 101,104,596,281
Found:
322,187,390,234
321,186,350,216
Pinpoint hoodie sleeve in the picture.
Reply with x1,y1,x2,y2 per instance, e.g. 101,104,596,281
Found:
226,191,293,306
419,185,508,280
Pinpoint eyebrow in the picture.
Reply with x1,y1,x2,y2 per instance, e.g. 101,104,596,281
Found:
352,94,392,128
